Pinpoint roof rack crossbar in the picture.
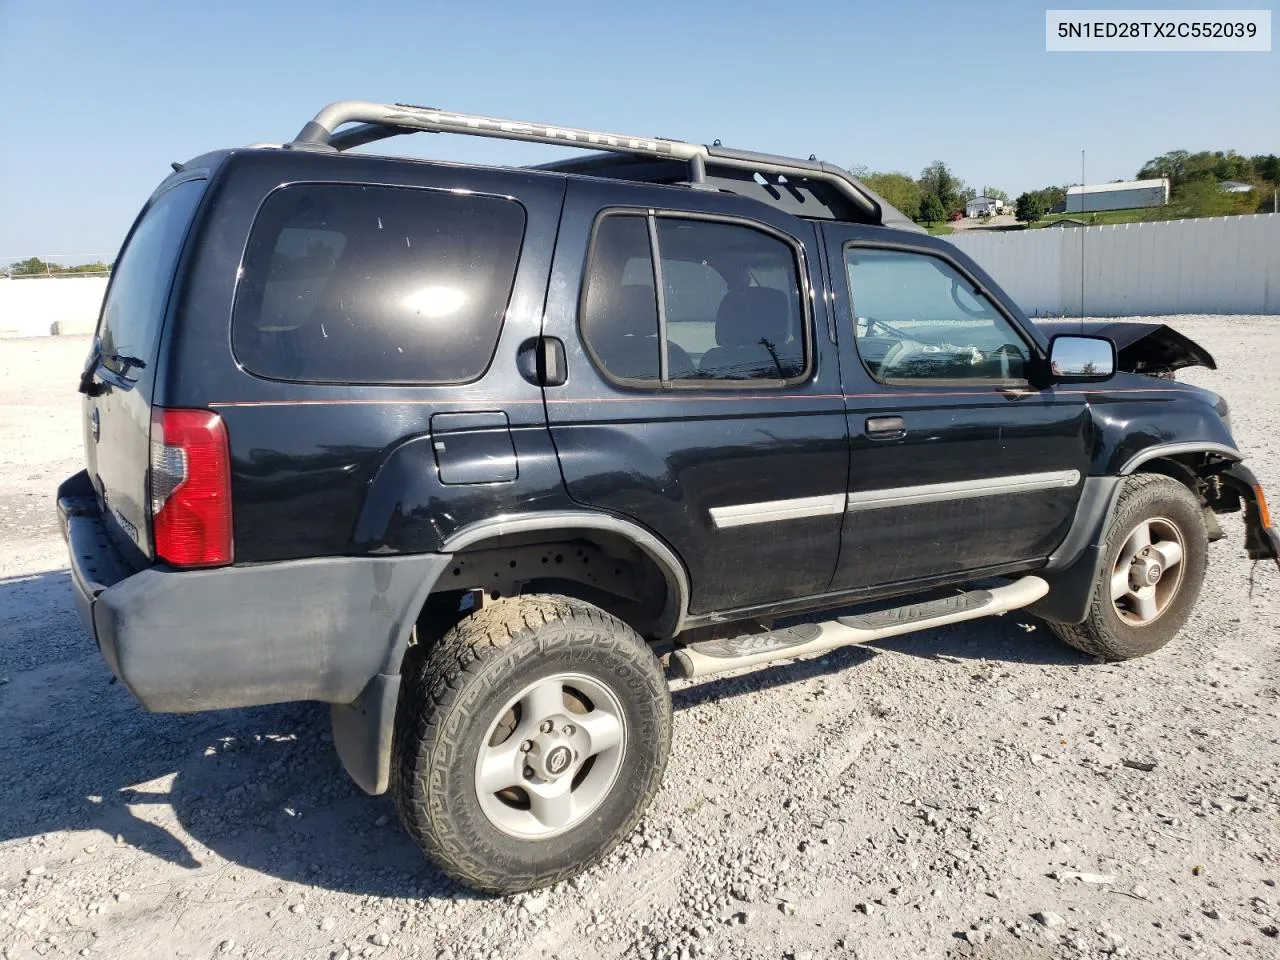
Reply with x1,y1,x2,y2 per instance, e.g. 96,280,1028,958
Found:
289,100,881,220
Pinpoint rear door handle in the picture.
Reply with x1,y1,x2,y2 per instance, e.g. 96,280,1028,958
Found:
865,415,906,439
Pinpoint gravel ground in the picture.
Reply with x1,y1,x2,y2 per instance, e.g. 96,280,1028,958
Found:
1,319,1278,960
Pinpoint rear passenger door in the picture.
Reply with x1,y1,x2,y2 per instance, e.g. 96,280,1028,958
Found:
542,180,848,617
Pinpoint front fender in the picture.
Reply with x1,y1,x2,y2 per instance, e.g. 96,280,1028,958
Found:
1088,385,1238,477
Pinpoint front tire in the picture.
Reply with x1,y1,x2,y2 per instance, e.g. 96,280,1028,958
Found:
392,594,672,894
1050,474,1208,660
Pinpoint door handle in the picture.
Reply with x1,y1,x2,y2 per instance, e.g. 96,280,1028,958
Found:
537,336,567,387
865,415,906,439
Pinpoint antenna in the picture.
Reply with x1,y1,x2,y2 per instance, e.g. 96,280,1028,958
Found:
1079,149,1086,333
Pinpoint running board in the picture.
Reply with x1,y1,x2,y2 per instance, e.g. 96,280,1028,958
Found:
669,576,1048,679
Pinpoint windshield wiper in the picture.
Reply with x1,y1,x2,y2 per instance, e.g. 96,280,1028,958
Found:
106,353,147,371
77,343,146,396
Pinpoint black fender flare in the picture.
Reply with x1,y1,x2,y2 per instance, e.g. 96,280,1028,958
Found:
331,510,692,796
1028,443,1267,625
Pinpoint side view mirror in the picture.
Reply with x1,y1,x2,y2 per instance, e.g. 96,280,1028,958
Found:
1048,335,1115,382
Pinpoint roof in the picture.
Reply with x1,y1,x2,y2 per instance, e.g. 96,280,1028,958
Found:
1066,178,1168,196
281,100,924,233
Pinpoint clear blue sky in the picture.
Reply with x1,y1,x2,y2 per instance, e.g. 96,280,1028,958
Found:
1,0,1274,262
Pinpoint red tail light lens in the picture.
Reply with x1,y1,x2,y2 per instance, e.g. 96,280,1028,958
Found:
149,408,233,567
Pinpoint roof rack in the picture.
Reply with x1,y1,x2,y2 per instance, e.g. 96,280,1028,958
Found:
288,101,919,231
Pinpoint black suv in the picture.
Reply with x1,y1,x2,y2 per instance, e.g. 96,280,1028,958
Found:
60,101,1278,894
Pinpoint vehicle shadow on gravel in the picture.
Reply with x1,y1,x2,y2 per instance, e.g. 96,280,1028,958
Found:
0,570,476,901
2,568,1084,902
865,613,1091,666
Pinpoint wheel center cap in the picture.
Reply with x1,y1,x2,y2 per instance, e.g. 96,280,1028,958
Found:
526,732,576,781
545,745,572,775
1132,557,1163,588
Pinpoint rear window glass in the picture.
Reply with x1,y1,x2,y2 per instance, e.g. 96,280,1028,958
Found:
232,183,526,384
97,179,206,378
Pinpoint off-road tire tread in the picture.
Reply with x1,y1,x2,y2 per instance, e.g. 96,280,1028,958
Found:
1050,474,1207,661
391,594,671,894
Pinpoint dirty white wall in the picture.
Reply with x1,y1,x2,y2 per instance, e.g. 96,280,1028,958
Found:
0,277,107,337
947,213,1280,317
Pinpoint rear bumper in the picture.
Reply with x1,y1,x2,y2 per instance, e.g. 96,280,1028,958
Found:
58,470,449,713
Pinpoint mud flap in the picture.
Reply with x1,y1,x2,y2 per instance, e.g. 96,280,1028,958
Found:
331,673,401,795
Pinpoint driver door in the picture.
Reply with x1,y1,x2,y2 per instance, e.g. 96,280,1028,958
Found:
821,226,1093,592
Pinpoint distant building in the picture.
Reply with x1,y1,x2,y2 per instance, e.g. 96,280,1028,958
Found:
1043,218,1088,228
1219,180,1253,194
1064,178,1169,213
965,196,1005,218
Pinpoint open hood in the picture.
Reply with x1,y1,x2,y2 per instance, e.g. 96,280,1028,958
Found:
1033,320,1216,376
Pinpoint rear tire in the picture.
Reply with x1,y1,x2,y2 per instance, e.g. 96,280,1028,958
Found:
1050,474,1207,661
392,594,672,894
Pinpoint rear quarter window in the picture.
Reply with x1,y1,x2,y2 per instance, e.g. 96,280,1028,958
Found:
232,183,526,384
97,178,207,378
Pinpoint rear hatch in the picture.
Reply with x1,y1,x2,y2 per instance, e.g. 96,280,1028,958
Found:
81,178,207,563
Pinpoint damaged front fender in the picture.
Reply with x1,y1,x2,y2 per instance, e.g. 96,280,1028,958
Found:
1034,320,1216,377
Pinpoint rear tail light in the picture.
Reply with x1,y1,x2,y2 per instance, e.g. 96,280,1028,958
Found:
149,408,233,567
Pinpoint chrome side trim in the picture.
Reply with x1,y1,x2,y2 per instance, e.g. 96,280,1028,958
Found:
709,493,846,530
1119,442,1240,475
442,511,690,638
847,470,1082,512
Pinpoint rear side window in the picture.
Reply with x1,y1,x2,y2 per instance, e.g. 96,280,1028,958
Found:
233,183,526,384
580,212,809,386
97,179,206,378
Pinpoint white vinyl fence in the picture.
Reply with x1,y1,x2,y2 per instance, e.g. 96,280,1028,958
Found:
0,276,108,337
3,214,1278,337
947,213,1280,317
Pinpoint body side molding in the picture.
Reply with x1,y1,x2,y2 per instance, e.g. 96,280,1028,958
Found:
709,493,846,529
846,470,1081,511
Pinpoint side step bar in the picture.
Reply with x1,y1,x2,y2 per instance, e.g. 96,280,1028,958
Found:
669,576,1048,679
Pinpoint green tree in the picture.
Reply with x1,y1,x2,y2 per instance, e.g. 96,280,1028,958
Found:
856,170,922,221
920,193,947,224
981,186,1009,201
1015,190,1051,223
10,257,53,276
1138,150,1190,186
918,161,963,215
1252,154,1279,183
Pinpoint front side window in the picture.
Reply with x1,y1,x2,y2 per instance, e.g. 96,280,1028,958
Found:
844,248,1031,382
581,212,809,386
233,183,526,384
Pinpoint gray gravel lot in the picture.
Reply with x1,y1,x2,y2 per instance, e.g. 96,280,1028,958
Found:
1,319,1278,960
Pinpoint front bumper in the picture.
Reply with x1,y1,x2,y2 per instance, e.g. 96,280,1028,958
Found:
1217,462,1280,569
57,470,449,713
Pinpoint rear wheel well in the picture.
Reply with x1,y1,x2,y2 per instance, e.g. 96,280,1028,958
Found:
414,530,672,645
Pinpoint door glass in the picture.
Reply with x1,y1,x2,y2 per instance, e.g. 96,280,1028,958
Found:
844,248,1030,382
580,215,660,382
658,218,806,382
